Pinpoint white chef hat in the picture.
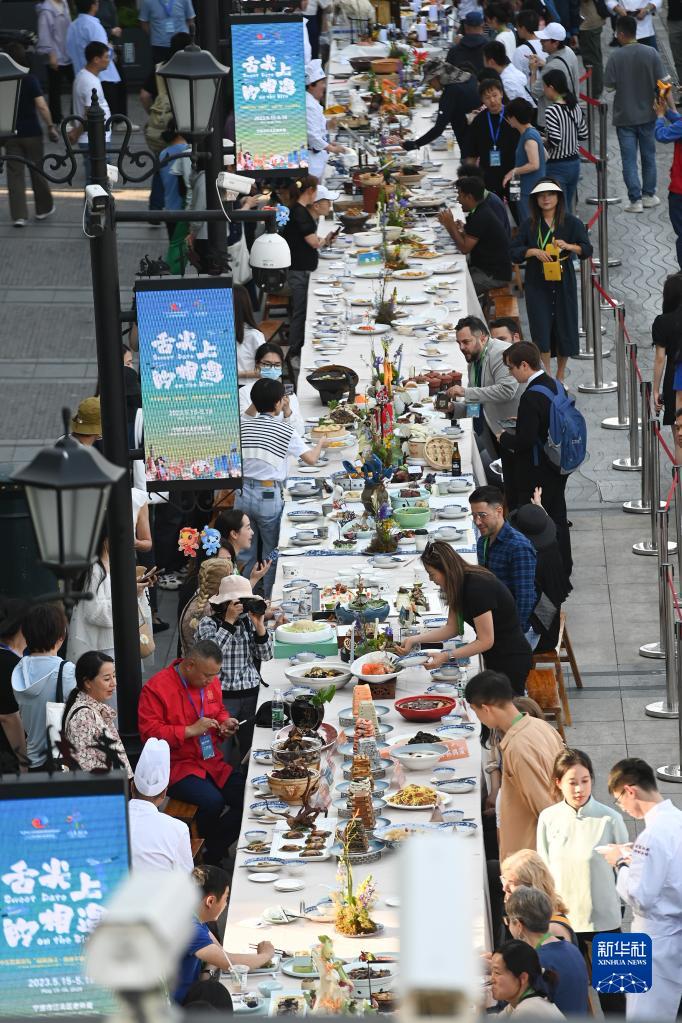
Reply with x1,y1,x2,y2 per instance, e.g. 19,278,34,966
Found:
134,737,171,797
305,59,326,86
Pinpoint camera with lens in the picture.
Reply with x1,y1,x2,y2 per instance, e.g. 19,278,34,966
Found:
240,596,268,615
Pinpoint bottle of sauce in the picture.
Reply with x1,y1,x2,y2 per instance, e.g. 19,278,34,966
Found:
451,441,462,477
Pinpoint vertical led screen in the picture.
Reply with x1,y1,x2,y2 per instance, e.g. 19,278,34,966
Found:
0,775,130,1016
135,277,243,491
230,15,309,175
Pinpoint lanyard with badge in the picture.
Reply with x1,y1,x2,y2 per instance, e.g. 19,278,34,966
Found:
487,108,504,167
161,0,176,35
467,341,488,421
537,219,562,282
175,665,215,760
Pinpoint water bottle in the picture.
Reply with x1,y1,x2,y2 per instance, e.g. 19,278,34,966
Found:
272,689,285,732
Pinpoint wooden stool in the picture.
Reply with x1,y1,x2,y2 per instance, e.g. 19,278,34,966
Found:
512,263,524,295
531,614,582,727
526,667,566,740
259,318,284,343
190,837,205,863
263,294,290,319
492,293,521,325
163,798,200,838
558,613,583,688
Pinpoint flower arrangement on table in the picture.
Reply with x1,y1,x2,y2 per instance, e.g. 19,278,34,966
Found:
310,936,357,1015
349,618,395,660
332,826,380,936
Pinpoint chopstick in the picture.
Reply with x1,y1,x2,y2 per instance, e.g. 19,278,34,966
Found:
250,944,293,957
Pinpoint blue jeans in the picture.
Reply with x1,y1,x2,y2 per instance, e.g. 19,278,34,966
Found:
669,192,682,269
235,479,284,597
149,169,165,211
167,767,245,865
547,157,581,214
616,122,657,202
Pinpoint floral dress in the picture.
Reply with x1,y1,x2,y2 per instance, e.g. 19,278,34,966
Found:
63,692,132,777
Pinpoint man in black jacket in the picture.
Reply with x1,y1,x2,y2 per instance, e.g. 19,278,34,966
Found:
447,10,489,72
402,59,480,157
498,341,572,575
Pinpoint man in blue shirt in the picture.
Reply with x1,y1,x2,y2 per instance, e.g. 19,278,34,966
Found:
174,865,275,1004
469,484,537,635
140,0,195,63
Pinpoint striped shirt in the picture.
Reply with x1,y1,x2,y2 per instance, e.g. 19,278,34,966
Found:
545,101,588,161
240,412,308,481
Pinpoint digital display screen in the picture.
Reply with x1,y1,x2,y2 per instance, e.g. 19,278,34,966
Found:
0,776,130,1016
136,278,243,491
231,15,309,175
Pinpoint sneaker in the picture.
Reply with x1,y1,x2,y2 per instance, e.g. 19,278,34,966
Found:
642,195,660,209
13,219,27,227
113,122,140,132
157,571,183,590
151,612,170,634
624,200,643,213
36,206,55,220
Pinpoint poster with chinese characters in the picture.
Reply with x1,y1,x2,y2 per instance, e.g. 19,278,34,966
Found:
135,278,242,492
0,779,129,1016
230,15,309,175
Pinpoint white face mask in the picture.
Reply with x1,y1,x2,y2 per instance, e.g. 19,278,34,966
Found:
260,365,282,380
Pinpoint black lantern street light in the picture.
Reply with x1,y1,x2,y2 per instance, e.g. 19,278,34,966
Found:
0,51,27,138
158,40,229,139
11,409,125,601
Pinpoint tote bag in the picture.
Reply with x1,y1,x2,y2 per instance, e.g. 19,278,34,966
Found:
45,661,66,763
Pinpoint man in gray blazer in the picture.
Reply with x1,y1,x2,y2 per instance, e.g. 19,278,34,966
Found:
446,315,524,504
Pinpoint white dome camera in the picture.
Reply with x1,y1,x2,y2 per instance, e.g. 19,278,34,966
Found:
249,231,291,292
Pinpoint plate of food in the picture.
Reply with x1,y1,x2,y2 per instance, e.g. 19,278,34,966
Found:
287,509,321,522
252,749,274,766
350,323,391,336
395,294,429,305
284,661,352,689
373,821,453,847
391,269,433,280
350,652,402,683
352,267,385,279
389,743,448,771
349,296,374,306
281,956,320,980
275,621,335,645
384,784,451,810
269,993,307,1016
345,960,398,996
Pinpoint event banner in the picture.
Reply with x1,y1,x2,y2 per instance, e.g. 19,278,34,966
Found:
0,779,130,1016
136,278,243,491
230,15,309,174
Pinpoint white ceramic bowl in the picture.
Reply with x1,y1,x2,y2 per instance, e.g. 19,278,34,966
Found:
283,660,352,689
346,960,398,997
350,652,400,683
390,743,447,771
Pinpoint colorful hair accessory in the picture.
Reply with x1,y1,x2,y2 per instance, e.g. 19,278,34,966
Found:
178,527,200,557
200,526,221,556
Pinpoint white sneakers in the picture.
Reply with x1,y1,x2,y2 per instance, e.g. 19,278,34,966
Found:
35,206,55,220
624,195,660,213
13,219,27,227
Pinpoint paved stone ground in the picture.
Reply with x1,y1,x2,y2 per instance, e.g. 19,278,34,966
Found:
3,36,682,816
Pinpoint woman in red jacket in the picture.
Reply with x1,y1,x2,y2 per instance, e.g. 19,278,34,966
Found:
138,639,243,865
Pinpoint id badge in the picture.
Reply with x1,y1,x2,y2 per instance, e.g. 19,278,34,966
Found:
165,17,175,33
467,402,481,418
199,733,215,760
489,148,501,167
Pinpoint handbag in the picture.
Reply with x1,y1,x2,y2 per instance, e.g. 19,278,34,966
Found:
228,231,253,285
139,601,155,659
45,661,66,762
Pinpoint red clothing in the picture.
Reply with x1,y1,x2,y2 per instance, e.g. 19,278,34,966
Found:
138,659,232,788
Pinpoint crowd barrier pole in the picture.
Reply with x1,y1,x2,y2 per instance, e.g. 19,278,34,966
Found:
639,508,669,659
614,342,643,471
577,257,591,348
602,301,628,429
633,411,660,554
624,381,652,512
646,561,679,716
656,617,682,781
585,69,595,156
578,270,616,393
587,101,622,208
675,465,682,594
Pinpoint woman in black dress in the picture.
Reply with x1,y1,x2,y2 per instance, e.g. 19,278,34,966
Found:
395,541,532,695
510,178,592,383
652,272,682,461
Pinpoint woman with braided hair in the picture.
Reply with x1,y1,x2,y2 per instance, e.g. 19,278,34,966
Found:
179,560,233,657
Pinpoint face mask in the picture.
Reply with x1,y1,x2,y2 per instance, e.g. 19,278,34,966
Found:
260,365,282,380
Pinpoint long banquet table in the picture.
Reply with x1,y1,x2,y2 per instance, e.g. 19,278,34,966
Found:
222,40,492,999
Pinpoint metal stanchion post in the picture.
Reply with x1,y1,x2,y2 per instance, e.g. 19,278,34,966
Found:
585,70,595,156
587,100,622,207
578,270,616,392
624,380,652,512
602,302,629,429
615,342,643,471
656,617,682,780
646,561,679,715
634,416,662,555
577,258,593,353
640,509,669,659
675,465,682,594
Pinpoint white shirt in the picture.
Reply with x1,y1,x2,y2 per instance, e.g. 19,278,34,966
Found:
239,383,305,435
128,799,194,873
501,62,535,103
67,561,114,661
605,0,661,38
306,90,329,180
241,414,309,481
512,38,544,82
616,800,682,941
497,28,517,61
72,68,111,144
237,326,266,382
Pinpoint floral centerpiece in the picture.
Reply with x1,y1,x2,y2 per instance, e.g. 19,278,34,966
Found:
332,826,380,936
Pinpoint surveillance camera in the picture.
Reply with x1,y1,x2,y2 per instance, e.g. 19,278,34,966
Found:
85,870,198,993
85,183,109,212
249,232,291,292
218,170,256,196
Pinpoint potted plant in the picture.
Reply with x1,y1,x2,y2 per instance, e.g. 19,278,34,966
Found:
290,685,336,730
333,826,380,936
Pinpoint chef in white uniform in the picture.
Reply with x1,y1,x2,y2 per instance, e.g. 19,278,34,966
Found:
600,757,682,1021
305,59,344,180
128,737,194,873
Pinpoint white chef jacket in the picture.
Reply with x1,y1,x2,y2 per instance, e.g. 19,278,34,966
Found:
605,0,661,39
306,90,329,180
616,799,682,981
128,798,194,873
